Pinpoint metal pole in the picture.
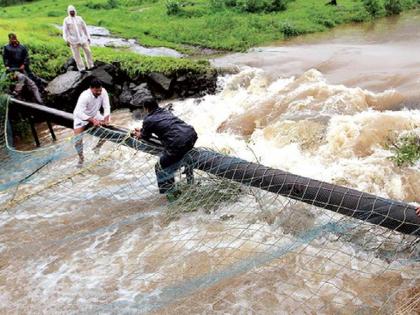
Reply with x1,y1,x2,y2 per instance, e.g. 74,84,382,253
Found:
46,121,56,141
28,115,40,147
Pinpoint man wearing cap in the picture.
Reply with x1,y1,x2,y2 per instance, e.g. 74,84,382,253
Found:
63,5,94,72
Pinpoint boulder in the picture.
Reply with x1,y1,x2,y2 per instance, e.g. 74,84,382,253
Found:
46,71,84,96
130,83,154,108
147,72,173,92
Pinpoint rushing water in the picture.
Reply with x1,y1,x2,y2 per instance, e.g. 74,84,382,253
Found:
1,11,420,314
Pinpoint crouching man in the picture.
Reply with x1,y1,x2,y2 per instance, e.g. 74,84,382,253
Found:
132,99,197,199
73,78,110,166
10,71,43,104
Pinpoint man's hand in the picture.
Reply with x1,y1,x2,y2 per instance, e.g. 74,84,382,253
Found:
89,118,101,126
102,115,110,125
416,207,420,217
131,127,142,139
19,64,25,71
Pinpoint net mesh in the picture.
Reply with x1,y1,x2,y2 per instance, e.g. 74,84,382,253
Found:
0,96,419,314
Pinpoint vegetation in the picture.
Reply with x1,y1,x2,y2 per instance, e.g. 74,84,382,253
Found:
388,133,420,167
0,0,417,78
384,0,402,15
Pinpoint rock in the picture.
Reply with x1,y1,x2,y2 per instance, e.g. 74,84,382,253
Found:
130,83,154,108
148,72,172,92
88,67,113,88
119,83,132,107
63,57,77,72
46,71,83,96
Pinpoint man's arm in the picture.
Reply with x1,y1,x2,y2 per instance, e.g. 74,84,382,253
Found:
63,18,69,44
22,45,29,67
102,89,111,123
3,46,9,68
140,119,153,140
80,17,91,43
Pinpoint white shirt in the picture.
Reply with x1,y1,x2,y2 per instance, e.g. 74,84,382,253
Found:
63,15,90,45
74,88,110,121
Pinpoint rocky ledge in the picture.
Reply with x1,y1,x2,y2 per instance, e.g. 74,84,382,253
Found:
45,59,217,113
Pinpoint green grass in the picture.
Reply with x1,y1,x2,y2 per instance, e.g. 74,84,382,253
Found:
0,0,417,78
1,0,418,51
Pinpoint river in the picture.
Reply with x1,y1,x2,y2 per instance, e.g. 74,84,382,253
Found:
0,11,419,314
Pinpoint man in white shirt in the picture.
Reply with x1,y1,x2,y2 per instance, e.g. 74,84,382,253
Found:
63,5,94,72
73,79,110,166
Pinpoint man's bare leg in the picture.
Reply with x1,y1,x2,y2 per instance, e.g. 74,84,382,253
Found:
93,138,106,154
74,126,86,166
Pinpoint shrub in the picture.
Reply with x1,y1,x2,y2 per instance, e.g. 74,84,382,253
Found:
270,0,287,12
166,0,181,15
384,0,402,15
237,0,287,13
363,0,381,17
86,0,119,10
388,133,420,167
281,22,301,37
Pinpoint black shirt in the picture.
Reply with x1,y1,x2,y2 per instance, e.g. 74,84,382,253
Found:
141,107,197,151
2,43,29,68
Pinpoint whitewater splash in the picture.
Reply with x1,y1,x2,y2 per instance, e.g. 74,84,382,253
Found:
1,67,419,314
167,68,420,202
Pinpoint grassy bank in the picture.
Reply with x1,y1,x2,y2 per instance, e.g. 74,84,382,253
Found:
0,0,418,78
1,0,419,51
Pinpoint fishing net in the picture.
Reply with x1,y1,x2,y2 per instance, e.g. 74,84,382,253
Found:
0,95,419,314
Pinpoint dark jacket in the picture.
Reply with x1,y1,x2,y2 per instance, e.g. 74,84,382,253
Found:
141,107,197,152
2,43,29,68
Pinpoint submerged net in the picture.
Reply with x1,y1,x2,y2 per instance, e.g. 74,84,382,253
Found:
0,95,419,314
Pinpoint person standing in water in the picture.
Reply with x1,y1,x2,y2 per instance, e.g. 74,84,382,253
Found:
132,99,197,200
63,5,94,72
73,79,110,167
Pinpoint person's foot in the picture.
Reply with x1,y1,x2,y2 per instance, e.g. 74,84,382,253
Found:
80,69,87,74
92,145,101,155
166,189,182,203
77,158,84,168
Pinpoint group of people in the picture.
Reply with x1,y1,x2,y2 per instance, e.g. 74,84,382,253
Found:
2,3,194,200
73,78,197,200
2,5,95,103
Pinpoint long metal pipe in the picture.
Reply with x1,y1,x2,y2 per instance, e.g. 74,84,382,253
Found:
9,98,420,236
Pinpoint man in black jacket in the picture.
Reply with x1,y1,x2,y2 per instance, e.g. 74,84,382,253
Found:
2,33,43,87
132,99,198,196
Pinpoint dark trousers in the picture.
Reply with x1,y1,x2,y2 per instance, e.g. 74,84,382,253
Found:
155,137,197,194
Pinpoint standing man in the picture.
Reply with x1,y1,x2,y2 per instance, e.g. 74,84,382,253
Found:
73,79,110,166
63,5,94,72
132,99,197,199
2,33,43,86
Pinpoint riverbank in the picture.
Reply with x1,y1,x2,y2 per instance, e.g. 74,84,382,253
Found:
1,0,418,80
1,0,419,52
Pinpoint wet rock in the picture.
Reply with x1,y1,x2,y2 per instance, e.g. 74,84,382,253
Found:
148,72,173,92
130,83,154,108
63,57,77,72
118,84,132,107
44,60,217,113
46,71,83,96
89,67,113,88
